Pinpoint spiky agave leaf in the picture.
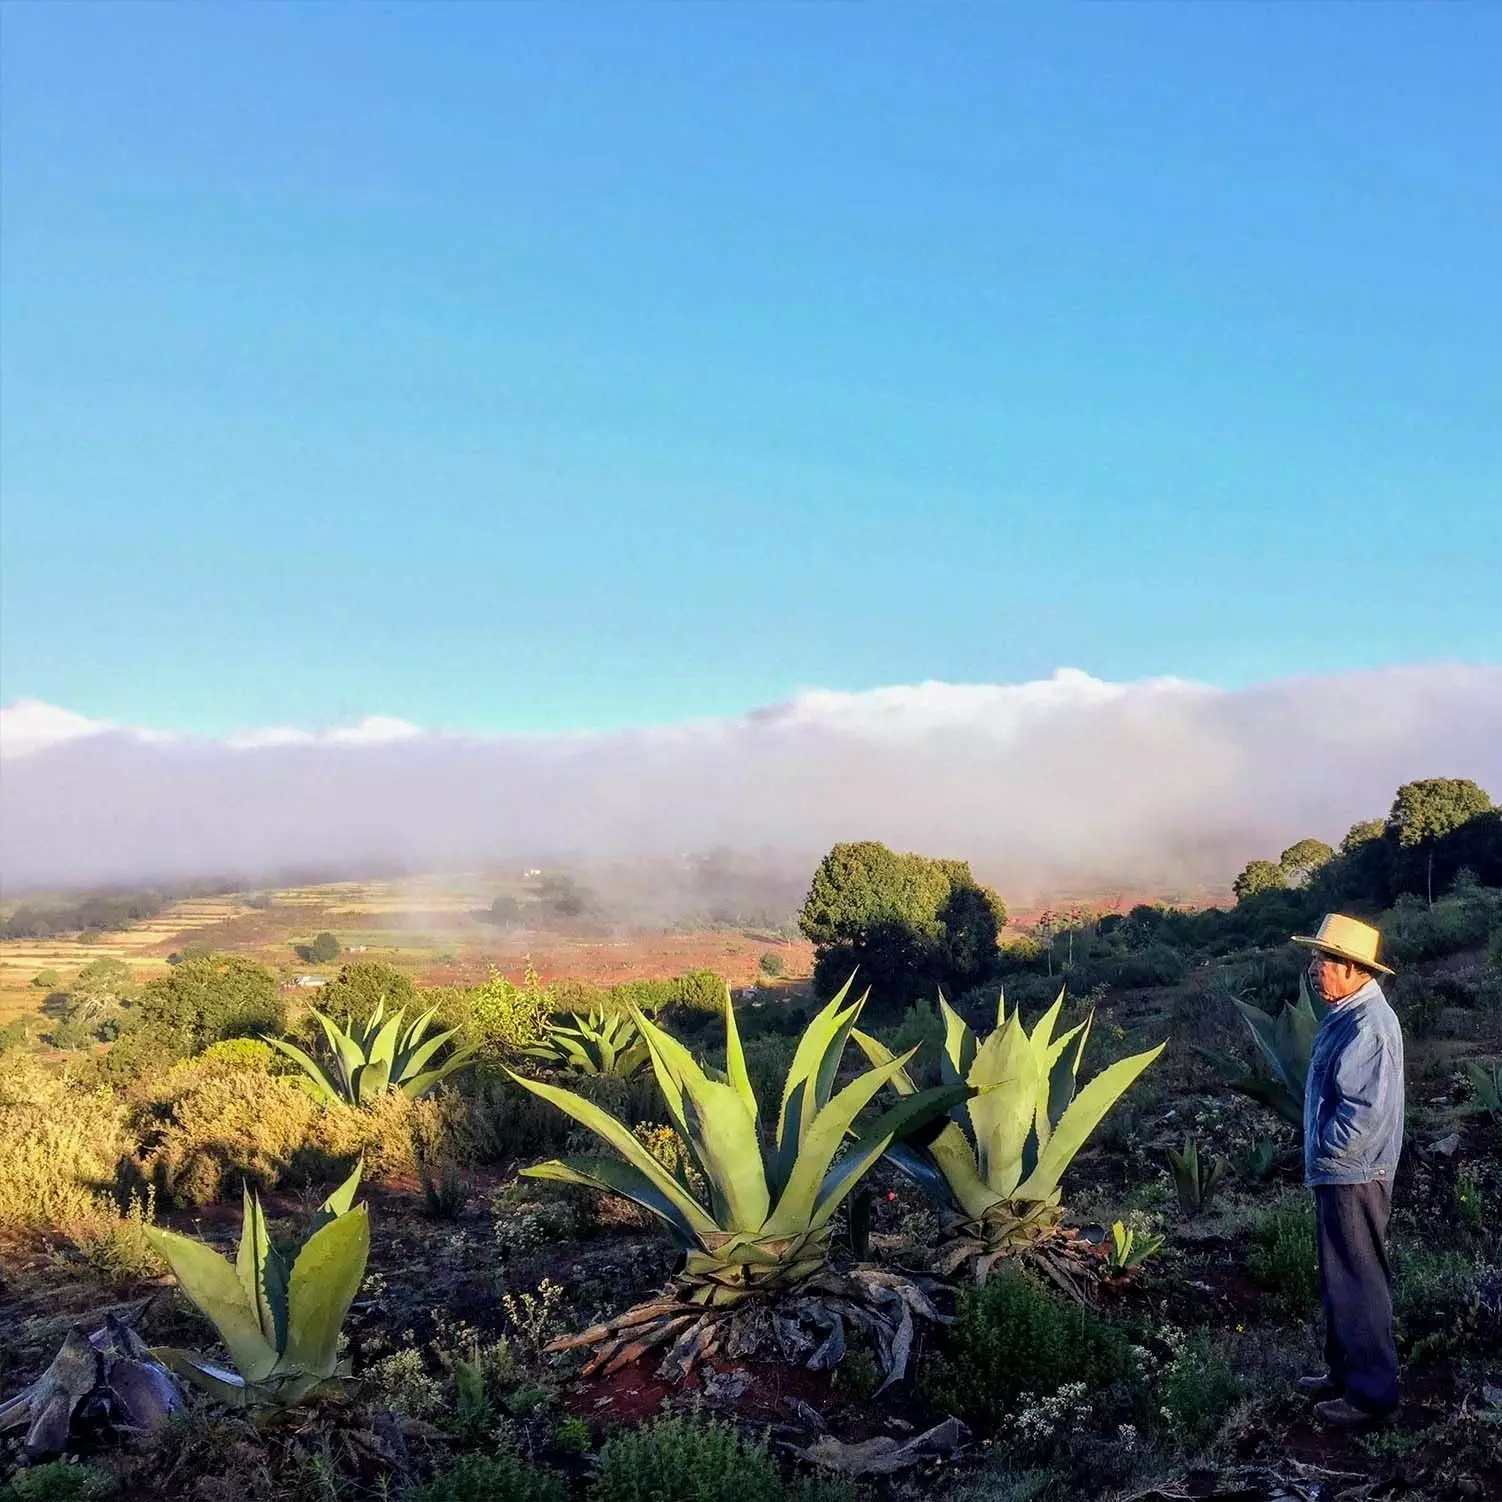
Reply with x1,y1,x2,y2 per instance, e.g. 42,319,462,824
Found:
855,989,1163,1289
147,1168,369,1411
511,977,971,1320
263,1003,474,1106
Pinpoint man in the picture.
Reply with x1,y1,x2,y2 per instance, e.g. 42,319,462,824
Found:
1291,913,1405,1428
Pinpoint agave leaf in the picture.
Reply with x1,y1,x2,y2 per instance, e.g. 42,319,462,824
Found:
850,1028,920,1095
262,1037,341,1106
145,1226,280,1383
311,1159,364,1235
366,1009,405,1074
632,1008,767,1230
1045,1019,1090,1132
769,977,861,1197
968,1012,1040,1196
311,1010,365,1098
937,997,978,1131
504,1070,721,1239
235,1185,288,1355
763,1045,916,1236
152,1347,250,1408
722,987,759,1125
396,1018,454,1079
354,1056,390,1106
809,1080,975,1229
282,1205,370,1380
1013,1041,1165,1201
401,1045,480,1100
523,1156,699,1243
397,1006,440,1061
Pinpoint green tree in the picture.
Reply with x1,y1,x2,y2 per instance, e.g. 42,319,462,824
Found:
65,956,139,1027
31,968,62,990
1278,838,1334,887
489,894,523,926
133,954,285,1055
799,841,1005,1007
318,960,418,1026
309,931,341,963
1386,778,1495,905
1232,859,1287,903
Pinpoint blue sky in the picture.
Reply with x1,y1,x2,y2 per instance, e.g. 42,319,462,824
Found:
3,2,1498,736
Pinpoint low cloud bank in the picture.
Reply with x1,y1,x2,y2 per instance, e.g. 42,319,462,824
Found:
3,665,1499,899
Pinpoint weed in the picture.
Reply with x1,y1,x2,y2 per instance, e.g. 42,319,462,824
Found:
1157,1329,1245,1452
924,1266,1130,1430
0,1462,116,1501
404,1453,566,1502
1246,1196,1318,1317
589,1415,786,1502
553,1414,592,1453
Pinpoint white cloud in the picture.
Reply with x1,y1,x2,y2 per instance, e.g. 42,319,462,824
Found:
2,664,1499,898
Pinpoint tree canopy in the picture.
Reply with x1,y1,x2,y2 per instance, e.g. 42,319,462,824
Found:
1278,838,1334,887
1232,859,1287,903
799,841,1005,1008
133,953,284,1055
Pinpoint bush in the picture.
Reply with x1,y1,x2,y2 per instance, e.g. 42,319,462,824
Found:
1393,1246,1495,1360
0,1053,128,1230
925,1267,1130,1430
0,1461,116,1501
1157,1329,1245,1452
758,951,785,978
131,954,284,1055
32,968,63,990
468,967,553,1054
196,1037,278,1072
1098,945,1188,989
1391,976,1445,1039
319,960,418,1024
1383,892,1500,966
308,931,341,963
406,1453,566,1502
591,1415,789,1502
1246,1197,1318,1316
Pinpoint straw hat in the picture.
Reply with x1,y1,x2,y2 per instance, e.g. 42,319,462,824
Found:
1290,913,1394,976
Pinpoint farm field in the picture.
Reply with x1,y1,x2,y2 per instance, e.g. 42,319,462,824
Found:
0,875,814,1030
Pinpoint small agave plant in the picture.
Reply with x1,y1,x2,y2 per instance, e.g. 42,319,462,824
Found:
267,999,477,1106
523,1008,649,1078
145,1163,369,1409
1202,975,1319,1129
507,978,968,1380
855,989,1163,1295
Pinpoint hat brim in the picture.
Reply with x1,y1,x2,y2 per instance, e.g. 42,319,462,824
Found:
1291,935,1395,977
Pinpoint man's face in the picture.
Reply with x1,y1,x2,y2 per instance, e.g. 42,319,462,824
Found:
1307,951,1368,1002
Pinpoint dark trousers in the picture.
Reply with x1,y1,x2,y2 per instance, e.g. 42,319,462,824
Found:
1314,1181,1400,1414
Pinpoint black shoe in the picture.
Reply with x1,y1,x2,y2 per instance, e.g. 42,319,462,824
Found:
1315,1397,1400,1429
1296,1373,1343,1400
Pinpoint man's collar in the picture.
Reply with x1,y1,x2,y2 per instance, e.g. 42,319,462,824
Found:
1326,976,1384,1012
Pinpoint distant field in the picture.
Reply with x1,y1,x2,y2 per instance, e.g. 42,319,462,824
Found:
0,875,813,1027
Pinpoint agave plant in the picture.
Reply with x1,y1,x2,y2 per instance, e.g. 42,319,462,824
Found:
507,978,968,1381
145,1163,369,1409
1166,1135,1227,1217
1464,1057,1502,1120
266,999,477,1106
854,989,1163,1295
1105,1220,1163,1274
1201,975,1319,1129
523,1008,649,1078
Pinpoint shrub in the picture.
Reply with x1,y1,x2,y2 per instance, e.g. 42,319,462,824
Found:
197,1037,277,1072
1157,1329,1245,1452
548,977,609,1015
0,1053,128,1230
407,1454,566,1502
925,1267,1130,1430
309,931,341,963
319,960,418,1024
0,1461,116,1501
134,1066,323,1206
1394,1246,1494,1360
131,954,285,1055
469,966,553,1054
32,968,63,990
590,1415,786,1502
1246,1197,1318,1316
1098,945,1188,989
1392,977,1445,1039
758,951,785,978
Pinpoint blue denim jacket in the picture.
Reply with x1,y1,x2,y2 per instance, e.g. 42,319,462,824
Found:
1303,977,1405,1187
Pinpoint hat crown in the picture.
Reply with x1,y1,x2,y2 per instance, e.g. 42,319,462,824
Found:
1310,913,1383,966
